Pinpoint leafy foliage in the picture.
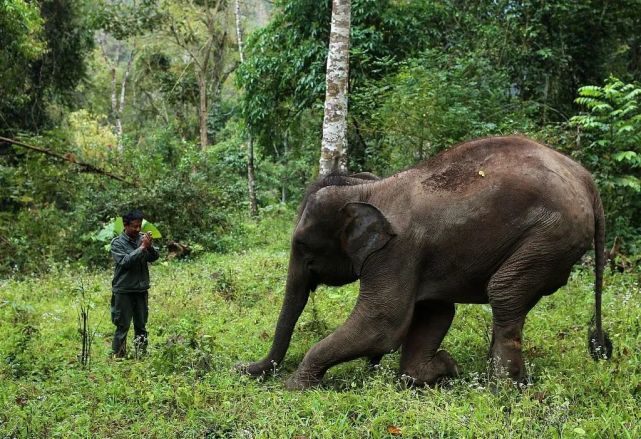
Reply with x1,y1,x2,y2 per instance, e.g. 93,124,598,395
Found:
570,77,641,248
238,0,641,177
237,0,450,165
92,0,162,39
352,51,534,174
0,0,46,117
3,0,641,272
2,0,96,132
0,125,250,276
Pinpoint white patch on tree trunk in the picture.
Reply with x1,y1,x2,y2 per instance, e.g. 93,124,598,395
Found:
319,0,351,176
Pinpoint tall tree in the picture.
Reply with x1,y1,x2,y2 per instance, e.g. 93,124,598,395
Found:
234,0,258,216
319,0,350,176
97,33,135,150
93,0,161,149
163,0,234,149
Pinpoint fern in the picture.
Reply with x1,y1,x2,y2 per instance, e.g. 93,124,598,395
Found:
570,76,641,238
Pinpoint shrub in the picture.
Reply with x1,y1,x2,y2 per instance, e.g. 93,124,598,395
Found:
569,77,641,250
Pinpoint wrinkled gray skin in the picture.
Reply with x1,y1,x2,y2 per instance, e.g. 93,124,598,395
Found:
239,136,609,390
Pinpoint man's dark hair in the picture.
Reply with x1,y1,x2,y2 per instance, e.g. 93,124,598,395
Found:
122,210,144,225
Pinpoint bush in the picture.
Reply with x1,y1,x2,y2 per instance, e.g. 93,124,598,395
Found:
0,123,251,276
569,77,641,250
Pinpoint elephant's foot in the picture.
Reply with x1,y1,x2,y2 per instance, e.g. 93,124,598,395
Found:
490,342,527,384
401,350,459,386
285,367,324,390
368,354,384,369
235,358,278,377
489,325,527,383
490,352,527,384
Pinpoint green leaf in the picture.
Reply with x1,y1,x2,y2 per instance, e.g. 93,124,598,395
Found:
613,151,639,163
624,88,641,101
142,219,162,238
614,176,641,191
114,217,124,235
112,216,162,238
616,125,635,135
577,85,604,98
96,222,116,242
591,103,613,112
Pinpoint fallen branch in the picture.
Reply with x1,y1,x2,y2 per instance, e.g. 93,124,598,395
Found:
0,136,137,186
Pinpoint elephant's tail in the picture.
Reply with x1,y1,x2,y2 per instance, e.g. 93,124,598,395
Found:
588,188,612,360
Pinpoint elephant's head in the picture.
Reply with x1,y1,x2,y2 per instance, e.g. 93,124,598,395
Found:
241,172,395,376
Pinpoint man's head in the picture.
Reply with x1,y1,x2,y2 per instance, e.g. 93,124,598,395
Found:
123,210,144,239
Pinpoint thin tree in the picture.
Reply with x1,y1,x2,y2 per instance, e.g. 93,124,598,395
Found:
234,0,258,216
319,0,351,176
98,33,135,151
165,0,233,149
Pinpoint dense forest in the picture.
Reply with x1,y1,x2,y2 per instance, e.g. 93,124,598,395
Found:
1,0,640,276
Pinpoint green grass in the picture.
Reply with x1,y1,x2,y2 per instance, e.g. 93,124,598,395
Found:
1,209,640,438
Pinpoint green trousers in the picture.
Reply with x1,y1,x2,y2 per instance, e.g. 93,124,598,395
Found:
111,291,148,357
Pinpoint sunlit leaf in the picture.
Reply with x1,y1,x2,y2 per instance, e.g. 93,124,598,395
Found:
142,219,162,238
614,176,641,191
613,151,639,163
100,216,161,241
113,217,124,235
96,223,115,241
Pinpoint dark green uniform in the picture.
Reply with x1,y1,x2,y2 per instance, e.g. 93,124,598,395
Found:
110,232,159,357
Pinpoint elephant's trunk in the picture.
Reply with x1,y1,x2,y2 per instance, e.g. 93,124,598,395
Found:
244,248,311,375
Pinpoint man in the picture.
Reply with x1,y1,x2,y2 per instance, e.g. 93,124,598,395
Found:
110,210,159,358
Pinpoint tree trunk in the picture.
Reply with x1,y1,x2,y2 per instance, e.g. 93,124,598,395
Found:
281,132,288,204
115,49,134,151
542,73,550,125
235,0,258,216
247,138,258,216
109,46,120,150
234,0,245,64
319,0,351,177
197,74,208,149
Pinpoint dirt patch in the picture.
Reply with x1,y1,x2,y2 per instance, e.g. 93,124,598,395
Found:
421,163,478,192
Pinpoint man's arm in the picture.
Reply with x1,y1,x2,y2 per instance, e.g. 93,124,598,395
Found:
111,238,147,268
146,245,160,262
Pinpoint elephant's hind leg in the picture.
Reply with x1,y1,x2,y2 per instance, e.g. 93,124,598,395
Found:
399,301,459,386
486,240,570,382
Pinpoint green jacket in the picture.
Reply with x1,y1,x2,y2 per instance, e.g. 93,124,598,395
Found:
111,232,159,294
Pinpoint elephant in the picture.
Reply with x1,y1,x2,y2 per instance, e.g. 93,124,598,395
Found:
239,135,612,390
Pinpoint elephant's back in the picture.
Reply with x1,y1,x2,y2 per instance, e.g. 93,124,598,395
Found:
415,136,588,194
361,136,599,304
392,136,596,298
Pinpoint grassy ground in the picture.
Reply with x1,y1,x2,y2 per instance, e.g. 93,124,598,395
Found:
1,209,640,438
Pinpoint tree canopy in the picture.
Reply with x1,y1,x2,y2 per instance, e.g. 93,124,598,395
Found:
1,0,641,276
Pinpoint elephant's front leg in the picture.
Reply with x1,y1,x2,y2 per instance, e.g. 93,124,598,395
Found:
400,301,459,386
286,288,414,390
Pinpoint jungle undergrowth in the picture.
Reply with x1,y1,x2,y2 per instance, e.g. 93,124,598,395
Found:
1,209,640,437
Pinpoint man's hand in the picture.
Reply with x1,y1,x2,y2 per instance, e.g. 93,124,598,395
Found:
141,232,153,250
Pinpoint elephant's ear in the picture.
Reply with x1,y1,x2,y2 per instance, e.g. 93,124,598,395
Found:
340,202,395,276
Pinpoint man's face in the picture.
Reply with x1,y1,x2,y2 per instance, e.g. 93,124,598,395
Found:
124,219,142,239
